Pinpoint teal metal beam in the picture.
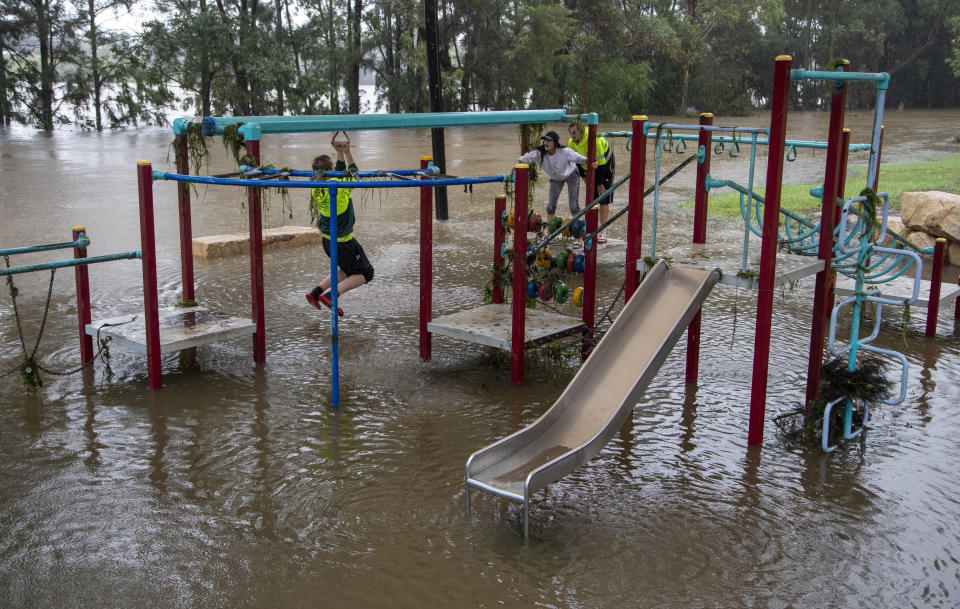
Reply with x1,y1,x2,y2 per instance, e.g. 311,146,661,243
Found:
0,251,141,277
790,70,890,90
186,110,571,140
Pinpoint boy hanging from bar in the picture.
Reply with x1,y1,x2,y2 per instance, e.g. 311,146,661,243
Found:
306,131,375,317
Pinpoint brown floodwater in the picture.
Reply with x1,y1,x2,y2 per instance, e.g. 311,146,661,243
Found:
1,109,959,608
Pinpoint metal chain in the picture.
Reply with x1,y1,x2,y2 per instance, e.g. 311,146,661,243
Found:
2,255,134,383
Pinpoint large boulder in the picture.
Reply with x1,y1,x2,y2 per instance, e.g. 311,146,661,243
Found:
900,191,960,240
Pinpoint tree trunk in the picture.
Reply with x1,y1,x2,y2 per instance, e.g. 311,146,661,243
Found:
346,0,361,113
87,0,103,131
274,0,285,114
678,64,690,115
327,0,339,113
38,1,55,131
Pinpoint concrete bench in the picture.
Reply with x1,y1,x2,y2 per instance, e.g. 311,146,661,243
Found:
192,225,322,259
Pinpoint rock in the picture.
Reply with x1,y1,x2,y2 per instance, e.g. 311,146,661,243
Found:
900,191,960,240
904,229,937,252
950,240,960,266
193,225,323,259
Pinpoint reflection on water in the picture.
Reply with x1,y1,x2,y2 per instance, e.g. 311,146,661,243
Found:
1,110,959,607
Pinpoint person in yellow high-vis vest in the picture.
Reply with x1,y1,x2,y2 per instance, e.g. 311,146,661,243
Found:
567,123,615,243
305,133,375,317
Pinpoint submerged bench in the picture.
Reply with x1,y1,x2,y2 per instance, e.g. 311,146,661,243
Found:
192,225,322,259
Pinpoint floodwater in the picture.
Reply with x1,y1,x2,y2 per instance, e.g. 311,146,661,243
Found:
1,109,959,608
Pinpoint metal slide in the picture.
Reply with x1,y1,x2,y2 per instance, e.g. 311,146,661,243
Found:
465,260,721,537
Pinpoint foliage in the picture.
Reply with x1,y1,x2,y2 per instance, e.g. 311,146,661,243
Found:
4,1,960,130
775,355,893,448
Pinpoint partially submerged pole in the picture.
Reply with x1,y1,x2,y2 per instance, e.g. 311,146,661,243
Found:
748,55,792,447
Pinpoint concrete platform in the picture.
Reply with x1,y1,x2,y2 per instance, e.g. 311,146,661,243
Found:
193,225,322,259
638,242,825,289
427,303,586,350
86,307,256,354
834,276,960,308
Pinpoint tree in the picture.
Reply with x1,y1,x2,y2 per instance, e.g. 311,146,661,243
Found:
12,0,83,130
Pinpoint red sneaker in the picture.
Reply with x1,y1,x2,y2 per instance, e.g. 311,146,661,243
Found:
306,292,344,317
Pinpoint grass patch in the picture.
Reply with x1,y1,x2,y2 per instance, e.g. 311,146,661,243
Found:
700,153,960,218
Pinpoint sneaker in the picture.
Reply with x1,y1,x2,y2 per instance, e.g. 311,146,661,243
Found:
571,240,583,249
306,291,344,317
597,235,608,244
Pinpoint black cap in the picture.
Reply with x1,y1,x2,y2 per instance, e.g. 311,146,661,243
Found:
541,131,560,144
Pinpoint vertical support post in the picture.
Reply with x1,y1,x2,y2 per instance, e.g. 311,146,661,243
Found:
72,226,93,364
686,112,713,384
692,113,713,244
926,238,946,336
805,60,849,405
748,55,792,447
420,156,434,361
493,195,506,304
583,122,598,330
136,161,162,390
330,183,340,407
625,115,647,302
825,129,852,315
174,133,195,303
511,164,529,385
583,206,598,330
246,139,266,363
520,125,529,155
872,125,884,192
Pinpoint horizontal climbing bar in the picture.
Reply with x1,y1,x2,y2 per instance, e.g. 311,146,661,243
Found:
645,122,769,135
790,69,890,88
152,171,507,189
0,236,89,257
0,251,141,277
601,131,871,153
237,165,438,179
177,110,571,139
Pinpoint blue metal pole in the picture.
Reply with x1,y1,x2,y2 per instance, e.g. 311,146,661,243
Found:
330,184,339,408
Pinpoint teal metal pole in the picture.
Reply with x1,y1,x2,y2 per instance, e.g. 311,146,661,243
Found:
0,251,141,276
194,110,570,137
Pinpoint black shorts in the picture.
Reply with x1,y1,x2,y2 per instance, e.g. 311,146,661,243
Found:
322,237,375,284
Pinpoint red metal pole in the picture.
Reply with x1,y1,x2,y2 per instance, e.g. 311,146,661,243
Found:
583,122,598,330
511,164,529,385
420,155,434,361
246,139,266,363
805,60,849,405
493,194,506,304
72,226,94,364
685,113,713,383
825,128,852,318
174,134,195,303
625,115,647,302
583,206,598,330
748,55,792,447
137,161,162,390
926,238,946,336
692,113,713,244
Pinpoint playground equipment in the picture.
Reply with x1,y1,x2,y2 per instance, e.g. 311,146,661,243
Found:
465,54,960,537
821,192,922,451
1,229,141,384
466,260,719,538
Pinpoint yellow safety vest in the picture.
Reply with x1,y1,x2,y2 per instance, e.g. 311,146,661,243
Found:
567,135,612,167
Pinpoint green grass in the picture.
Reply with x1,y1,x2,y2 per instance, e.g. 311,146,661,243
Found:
701,154,960,218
